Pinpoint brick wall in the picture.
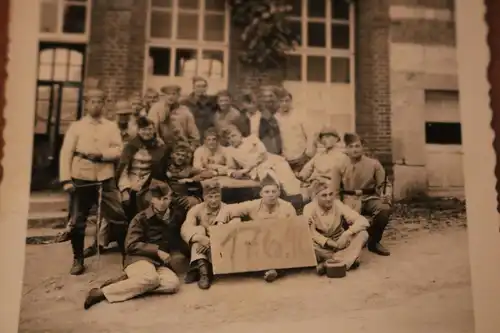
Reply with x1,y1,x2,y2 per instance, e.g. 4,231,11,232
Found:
355,0,393,174
85,0,147,101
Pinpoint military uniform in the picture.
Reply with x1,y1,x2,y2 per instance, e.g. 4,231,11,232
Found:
59,89,128,275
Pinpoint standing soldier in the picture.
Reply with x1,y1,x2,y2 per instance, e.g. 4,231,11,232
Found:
59,88,129,275
181,76,218,141
141,88,160,117
129,92,144,117
148,85,200,152
114,100,138,144
258,86,282,155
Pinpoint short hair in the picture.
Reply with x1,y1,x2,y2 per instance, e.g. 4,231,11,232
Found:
192,76,208,85
202,180,222,195
216,90,232,99
149,179,172,197
239,90,257,104
344,132,363,146
204,127,219,140
144,88,159,97
260,174,280,189
278,88,292,100
136,116,154,129
83,89,106,101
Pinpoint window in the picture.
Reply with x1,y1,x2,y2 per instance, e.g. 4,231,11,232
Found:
147,0,228,82
284,0,353,84
39,0,90,39
425,122,462,145
38,47,84,82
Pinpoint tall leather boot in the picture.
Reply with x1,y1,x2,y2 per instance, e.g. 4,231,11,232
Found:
70,231,85,275
367,210,391,256
197,259,212,290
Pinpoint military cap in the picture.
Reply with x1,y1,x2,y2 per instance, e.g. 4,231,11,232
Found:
203,127,219,140
202,180,222,195
114,100,134,115
192,76,208,85
160,85,182,94
312,177,332,196
84,88,106,100
344,132,362,146
172,140,192,153
318,125,340,139
260,174,280,189
144,88,159,97
149,179,172,197
136,116,155,129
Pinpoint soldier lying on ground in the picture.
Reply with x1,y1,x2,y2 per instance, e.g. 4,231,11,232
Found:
84,180,182,310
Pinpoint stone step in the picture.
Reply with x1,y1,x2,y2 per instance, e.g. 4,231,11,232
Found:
29,192,68,214
28,211,68,229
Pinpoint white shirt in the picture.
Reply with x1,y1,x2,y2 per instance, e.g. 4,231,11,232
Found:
275,109,316,161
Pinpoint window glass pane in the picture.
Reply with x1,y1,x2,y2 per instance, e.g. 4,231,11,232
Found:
177,13,199,40
425,122,462,145
60,102,79,134
149,47,171,75
63,5,86,34
205,0,225,11
39,49,54,64
308,0,326,18
204,14,225,41
69,50,83,66
307,22,326,47
330,57,350,83
55,48,68,64
62,86,80,102
150,11,172,38
331,24,350,49
68,66,82,81
54,64,68,81
35,86,51,134
38,64,53,80
179,0,199,10
285,0,302,17
331,0,349,20
307,56,326,82
201,50,224,78
152,0,172,7
285,54,301,81
40,0,58,33
289,20,302,46
175,49,197,77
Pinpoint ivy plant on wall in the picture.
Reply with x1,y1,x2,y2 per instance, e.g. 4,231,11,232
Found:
228,0,355,69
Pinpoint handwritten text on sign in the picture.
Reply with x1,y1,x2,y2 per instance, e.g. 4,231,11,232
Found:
209,218,317,275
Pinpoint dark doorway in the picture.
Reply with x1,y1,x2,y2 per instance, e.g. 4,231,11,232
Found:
31,42,86,191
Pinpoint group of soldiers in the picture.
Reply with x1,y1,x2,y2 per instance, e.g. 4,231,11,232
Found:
57,76,392,310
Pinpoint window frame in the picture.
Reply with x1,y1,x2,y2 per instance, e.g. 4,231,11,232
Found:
38,0,91,43
285,0,355,84
144,0,230,92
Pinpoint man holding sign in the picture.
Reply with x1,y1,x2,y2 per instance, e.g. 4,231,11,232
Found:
214,175,297,282
303,178,370,276
181,180,226,290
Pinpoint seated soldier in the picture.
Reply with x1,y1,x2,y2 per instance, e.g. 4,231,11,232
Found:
298,126,349,199
192,127,237,177
117,117,170,221
223,124,302,197
180,180,225,290
303,178,370,276
83,180,181,310
166,141,214,213
341,133,392,256
214,175,297,283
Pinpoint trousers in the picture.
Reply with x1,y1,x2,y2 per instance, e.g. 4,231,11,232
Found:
102,260,180,303
314,231,369,270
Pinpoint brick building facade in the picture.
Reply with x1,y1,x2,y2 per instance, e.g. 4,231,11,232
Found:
33,0,460,198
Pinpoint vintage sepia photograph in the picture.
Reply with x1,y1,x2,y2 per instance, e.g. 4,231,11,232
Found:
2,0,486,332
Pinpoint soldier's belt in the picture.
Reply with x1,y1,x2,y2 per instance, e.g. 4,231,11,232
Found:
341,188,376,196
73,152,108,163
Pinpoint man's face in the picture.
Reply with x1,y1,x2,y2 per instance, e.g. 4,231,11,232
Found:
279,95,292,111
86,96,105,117
320,134,339,149
144,92,159,106
346,140,364,159
193,80,208,97
130,98,143,111
151,194,172,213
138,124,155,141
317,189,334,210
261,91,275,105
165,91,180,105
217,96,231,110
227,130,242,147
117,114,131,123
172,150,188,165
204,134,218,150
204,192,221,209
260,184,280,205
